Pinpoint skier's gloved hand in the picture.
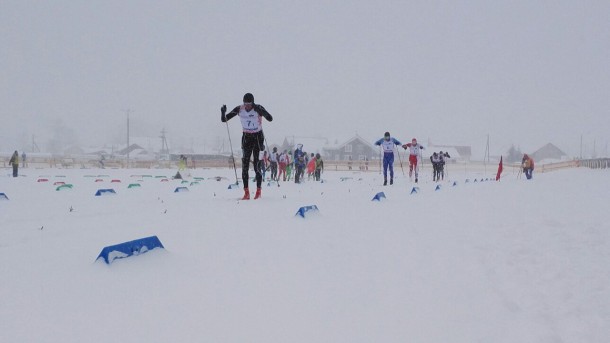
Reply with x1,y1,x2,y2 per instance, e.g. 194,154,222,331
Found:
221,105,227,122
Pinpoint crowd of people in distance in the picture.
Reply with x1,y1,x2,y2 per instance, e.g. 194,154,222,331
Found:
261,144,324,184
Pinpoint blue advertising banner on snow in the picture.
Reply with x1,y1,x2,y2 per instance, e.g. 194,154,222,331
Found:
295,205,319,218
95,189,117,196
96,236,165,264
371,192,386,201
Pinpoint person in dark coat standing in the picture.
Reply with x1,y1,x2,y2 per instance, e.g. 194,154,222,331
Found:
9,151,19,177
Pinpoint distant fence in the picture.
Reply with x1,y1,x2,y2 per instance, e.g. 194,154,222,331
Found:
578,158,610,169
536,160,579,173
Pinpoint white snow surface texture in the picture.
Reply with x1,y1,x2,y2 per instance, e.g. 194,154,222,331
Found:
1,167,609,343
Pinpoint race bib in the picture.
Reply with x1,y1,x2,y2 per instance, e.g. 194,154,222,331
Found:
380,140,395,153
239,106,262,132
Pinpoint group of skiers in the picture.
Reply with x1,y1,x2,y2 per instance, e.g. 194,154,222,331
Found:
430,151,451,182
221,93,324,200
3,92,532,191
260,146,324,185
374,133,426,185
220,92,537,199
220,93,439,198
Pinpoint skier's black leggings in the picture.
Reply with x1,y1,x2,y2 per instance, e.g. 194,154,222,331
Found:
270,161,278,180
241,131,265,189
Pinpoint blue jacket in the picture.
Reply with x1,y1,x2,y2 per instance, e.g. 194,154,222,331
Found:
375,137,401,154
294,149,306,168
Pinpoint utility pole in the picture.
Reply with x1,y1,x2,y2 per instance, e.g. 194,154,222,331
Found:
123,109,133,168
160,128,170,159
31,135,41,153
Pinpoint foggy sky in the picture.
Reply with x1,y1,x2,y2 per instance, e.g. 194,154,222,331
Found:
1,1,609,158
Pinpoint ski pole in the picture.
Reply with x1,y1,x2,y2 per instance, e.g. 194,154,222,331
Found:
224,116,239,185
378,146,382,175
395,146,405,176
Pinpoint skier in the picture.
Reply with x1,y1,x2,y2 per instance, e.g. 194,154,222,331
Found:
300,150,308,182
438,151,450,181
221,93,273,199
522,154,534,180
307,153,316,180
178,154,187,171
374,132,401,185
269,147,279,181
278,150,288,181
314,153,324,181
8,150,19,177
293,144,306,184
430,152,441,182
402,138,425,183
286,150,293,181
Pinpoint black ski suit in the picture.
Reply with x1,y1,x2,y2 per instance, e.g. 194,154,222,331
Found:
222,104,273,189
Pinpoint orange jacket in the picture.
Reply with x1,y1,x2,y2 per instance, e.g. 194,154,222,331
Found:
307,158,316,173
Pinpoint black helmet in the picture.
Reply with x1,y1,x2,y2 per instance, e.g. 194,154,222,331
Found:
384,131,390,137
243,93,254,103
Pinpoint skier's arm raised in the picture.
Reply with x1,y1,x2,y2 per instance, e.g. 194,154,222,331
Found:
220,105,241,122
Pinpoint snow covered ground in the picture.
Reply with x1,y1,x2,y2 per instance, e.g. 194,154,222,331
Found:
1,166,609,342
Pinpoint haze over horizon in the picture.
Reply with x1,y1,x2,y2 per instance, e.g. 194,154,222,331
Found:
2,1,609,159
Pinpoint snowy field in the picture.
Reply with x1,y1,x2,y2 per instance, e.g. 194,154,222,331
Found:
1,166,609,343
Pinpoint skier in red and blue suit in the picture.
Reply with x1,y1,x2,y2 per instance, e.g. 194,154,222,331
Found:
374,132,402,186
